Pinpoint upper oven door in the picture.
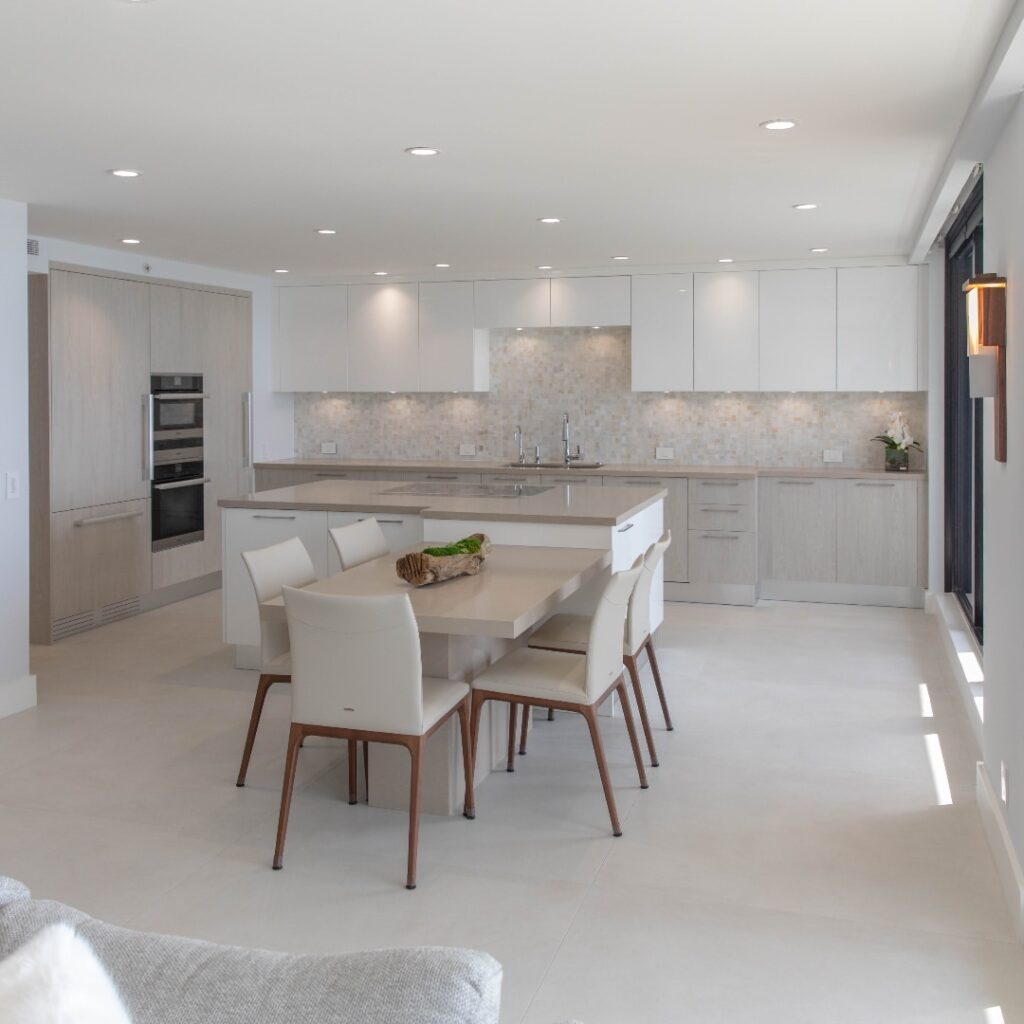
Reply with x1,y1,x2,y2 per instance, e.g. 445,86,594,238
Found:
153,393,205,435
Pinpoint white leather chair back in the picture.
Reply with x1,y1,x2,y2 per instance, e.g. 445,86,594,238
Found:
585,555,645,702
241,537,317,669
330,518,389,571
625,530,672,655
282,587,425,735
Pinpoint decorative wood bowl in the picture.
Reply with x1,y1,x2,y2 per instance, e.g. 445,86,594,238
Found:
395,534,492,587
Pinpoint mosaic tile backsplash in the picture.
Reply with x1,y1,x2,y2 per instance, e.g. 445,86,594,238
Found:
294,328,928,470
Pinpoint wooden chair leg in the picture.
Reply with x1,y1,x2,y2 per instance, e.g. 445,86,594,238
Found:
237,674,281,787
506,702,518,772
518,704,531,755
458,698,475,820
617,680,649,789
272,723,303,869
347,739,358,805
469,690,486,767
362,740,370,802
581,705,622,837
406,738,424,889
646,638,674,731
625,655,659,767
547,708,555,721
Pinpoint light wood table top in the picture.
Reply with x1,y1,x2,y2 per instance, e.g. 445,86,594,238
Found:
261,544,611,639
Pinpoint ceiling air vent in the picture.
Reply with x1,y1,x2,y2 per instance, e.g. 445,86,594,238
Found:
26,238,40,256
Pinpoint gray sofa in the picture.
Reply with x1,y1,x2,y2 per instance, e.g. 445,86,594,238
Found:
0,877,501,1023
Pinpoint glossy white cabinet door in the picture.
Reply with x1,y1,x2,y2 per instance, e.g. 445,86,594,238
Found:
274,286,348,392
630,274,694,392
550,276,630,327
473,278,551,328
348,283,419,392
837,266,919,391
759,269,837,391
418,281,488,392
693,272,759,391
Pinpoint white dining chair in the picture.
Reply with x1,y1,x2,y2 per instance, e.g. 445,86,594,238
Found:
275,587,475,889
468,555,648,837
524,531,673,767
235,537,318,788
329,517,389,571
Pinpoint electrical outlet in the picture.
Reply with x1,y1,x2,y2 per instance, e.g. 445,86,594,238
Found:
320,441,338,455
4,472,19,500
655,446,675,461
459,443,476,457
823,448,844,464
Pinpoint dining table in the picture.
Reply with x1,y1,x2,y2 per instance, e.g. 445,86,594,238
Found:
261,543,612,815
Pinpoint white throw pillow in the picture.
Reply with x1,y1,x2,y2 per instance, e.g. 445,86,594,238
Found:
0,923,132,1024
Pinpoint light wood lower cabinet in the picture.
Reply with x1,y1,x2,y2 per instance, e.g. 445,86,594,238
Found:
50,500,151,624
837,480,918,586
687,530,756,584
759,478,837,583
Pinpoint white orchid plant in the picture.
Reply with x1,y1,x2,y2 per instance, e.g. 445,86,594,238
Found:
873,411,922,453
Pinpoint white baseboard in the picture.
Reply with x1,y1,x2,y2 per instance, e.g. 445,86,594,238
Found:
0,674,37,719
977,762,1024,942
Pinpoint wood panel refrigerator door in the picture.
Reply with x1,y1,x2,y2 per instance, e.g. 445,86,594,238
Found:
418,281,483,392
348,283,420,392
630,274,694,392
758,269,837,391
693,272,759,391
473,279,551,328
550,276,630,327
759,478,837,582
836,479,918,586
836,266,919,391
274,285,348,392
49,270,151,512
151,284,206,374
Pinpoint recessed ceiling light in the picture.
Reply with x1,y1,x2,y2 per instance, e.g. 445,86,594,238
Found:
760,118,797,131
537,265,553,270
316,228,337,235
405,146,439,156
792,203,817,211
373,271,388,276
809,247,829,253
109,168,141,178
538,217,561,224
592,326,601,330
274,268,289,273
515,327,524,331
717,258,734,263
612,256,630,261
121,238,141,245
435,263,451,268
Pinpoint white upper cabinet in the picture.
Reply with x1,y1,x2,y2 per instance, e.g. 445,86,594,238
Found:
630,274,693,392
693,271,759,391
758,269,837,392
348,283,419,392
418,281,488,392
274,286,348,392
836,266,919,391
473,278,550,328
550,276,630,327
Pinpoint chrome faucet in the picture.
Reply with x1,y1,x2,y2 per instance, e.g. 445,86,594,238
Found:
561,412,582,465
513,424,525,465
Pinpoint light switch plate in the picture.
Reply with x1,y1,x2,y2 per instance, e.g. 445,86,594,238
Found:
459,443,476,457
4,472,19,499
320,441,338,455
823,448,843,464
655,446,675,461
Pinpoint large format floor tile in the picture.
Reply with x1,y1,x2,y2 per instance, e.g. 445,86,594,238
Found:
1,590,1020,1024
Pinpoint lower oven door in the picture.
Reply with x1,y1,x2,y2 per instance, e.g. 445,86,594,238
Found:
152,476,208,552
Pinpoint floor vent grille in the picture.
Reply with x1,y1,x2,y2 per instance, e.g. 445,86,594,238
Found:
51,611,95,642
100,597,141,625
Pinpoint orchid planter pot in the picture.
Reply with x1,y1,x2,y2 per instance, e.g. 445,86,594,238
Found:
884,448,909,473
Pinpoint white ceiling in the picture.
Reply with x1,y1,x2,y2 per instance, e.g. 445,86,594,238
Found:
0,0,1014,280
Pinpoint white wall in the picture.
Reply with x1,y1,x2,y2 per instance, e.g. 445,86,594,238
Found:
980,94,1024,864
26,237,294,462
0,199,35,718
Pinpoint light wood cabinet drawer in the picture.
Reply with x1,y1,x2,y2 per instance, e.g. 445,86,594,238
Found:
688,477,754,506
687,529,756,585
50,499,151,621
689,503,754,532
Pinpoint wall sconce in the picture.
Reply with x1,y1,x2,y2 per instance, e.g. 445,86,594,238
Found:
963,272,1008,462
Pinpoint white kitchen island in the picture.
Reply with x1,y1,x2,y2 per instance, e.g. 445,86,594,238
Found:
219,477,665,814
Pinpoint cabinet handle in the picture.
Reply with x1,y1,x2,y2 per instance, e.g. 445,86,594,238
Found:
700,533,739,540
142,394,154,482
315,472,349,478
624,479,660,485
778,480,815,486
856,481,896,487
74,510,143,527
359,517,404,524
552,479,577,484
617,523,634,533
153,392,208,400
241,393,253,468
252,514,296,520
153,477,210,491
700,507,739,513
702,480,740,486
426,474,458,480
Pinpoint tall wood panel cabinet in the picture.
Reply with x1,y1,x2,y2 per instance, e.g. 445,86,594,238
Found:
30,264,253,642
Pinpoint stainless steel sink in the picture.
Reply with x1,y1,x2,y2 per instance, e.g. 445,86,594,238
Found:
503,461,604,470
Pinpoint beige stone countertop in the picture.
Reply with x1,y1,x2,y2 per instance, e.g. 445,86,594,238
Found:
220,478,667,526
254,456,925,481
